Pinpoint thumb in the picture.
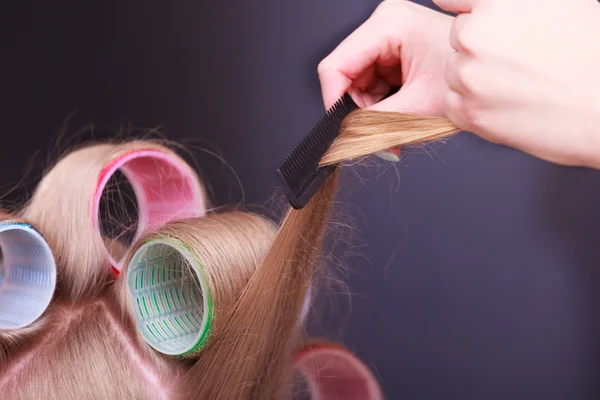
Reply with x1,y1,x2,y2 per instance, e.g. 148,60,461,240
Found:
318,68,352,110
367,85,431,115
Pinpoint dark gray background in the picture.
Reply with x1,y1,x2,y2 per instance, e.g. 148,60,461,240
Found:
2,1,600,398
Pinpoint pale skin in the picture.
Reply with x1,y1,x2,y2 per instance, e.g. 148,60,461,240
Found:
318,0,600,169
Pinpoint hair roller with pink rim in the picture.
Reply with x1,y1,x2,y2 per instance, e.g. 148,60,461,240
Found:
292,340,384,400
20,140,208,301
93,148,206,274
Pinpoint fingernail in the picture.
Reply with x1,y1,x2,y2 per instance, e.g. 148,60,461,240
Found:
374,151,400,162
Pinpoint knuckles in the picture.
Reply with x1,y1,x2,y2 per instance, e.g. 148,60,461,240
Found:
316,60,328,77
445,55,495,136
317,58,337,79
452,18,486,55
454,27,480,54
447,51,486,98
461,100,487,133
444,89,488,134
454,61,483,97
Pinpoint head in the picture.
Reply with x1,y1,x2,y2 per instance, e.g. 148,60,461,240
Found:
0,109,458,399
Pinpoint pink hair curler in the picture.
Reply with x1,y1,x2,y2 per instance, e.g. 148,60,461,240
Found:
292,341,384,400
93,148,207,275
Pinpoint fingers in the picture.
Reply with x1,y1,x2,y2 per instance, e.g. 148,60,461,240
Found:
317,67,352,111
433,0,475,13
445,51,464,93
368,90,415,112
443,89,469,130
444,63,487,136
318,3,404,109
444,16,480,133
449,13,470,53
318,24,388,109
376,63,403,88
444,50,476,132
368,83,445,117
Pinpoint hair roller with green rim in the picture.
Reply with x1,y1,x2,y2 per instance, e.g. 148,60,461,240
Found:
119,211,278,359
126,238,212,358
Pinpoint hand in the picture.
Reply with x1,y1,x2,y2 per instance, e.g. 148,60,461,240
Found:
435,0,600,169
317,0,455,161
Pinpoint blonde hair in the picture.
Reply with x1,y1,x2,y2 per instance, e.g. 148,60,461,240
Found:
0,110,459,399
323,110,460,166
116,211,278,359
117,110,458,399
20,140,208,301
1,297,177,400
1,140,213,399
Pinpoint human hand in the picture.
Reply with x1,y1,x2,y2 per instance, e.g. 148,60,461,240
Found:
434,0,600,169
317,0,454,161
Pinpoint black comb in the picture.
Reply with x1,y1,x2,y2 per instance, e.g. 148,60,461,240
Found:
277,93,358,209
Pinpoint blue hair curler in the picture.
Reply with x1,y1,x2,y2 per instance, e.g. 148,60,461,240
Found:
0,220,57,329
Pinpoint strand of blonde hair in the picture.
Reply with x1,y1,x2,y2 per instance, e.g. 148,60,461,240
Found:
172,110,459,399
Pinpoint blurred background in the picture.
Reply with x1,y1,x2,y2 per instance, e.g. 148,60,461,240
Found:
2,1,600,398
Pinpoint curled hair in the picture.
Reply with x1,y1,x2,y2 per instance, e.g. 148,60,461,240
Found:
126,110,460,399
116,211,278,360
1,110,460,398
20,140,207,301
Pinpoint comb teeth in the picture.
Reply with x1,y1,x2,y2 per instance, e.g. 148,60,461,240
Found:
277,93,358,209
